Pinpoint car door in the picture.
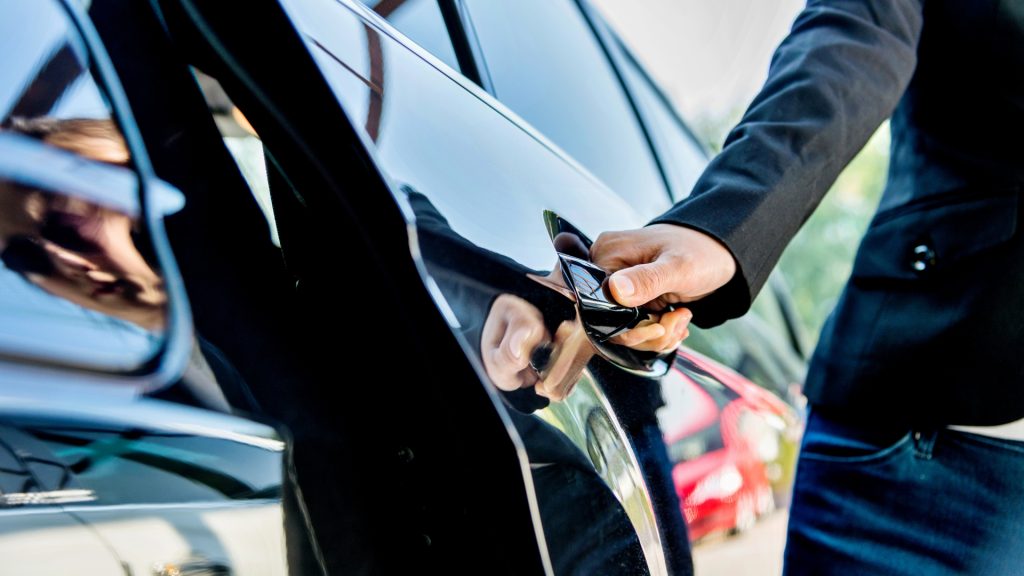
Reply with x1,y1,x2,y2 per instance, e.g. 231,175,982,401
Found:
301,0,790,564
0,424,125,575
3,399,287,576
0,1,295,574
145,0,680,573
364,0,809,404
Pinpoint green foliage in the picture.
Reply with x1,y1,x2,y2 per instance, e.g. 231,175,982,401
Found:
694,112,890,347
776,127,889,343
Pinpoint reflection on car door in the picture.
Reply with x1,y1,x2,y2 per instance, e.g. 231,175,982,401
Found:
149,0,677,573
19,402,285,574
276,1,673,573
0,425,126,574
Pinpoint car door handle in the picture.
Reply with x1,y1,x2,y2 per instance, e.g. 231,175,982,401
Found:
542,211,675,378
556,253,644,343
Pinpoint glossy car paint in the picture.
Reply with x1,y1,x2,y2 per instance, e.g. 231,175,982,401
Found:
361,0,804,552
661,353,796,541
0,386,287,574
280,0,668,571
0,0,806,573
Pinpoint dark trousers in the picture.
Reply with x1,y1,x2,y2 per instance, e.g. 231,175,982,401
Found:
784,410,1024,575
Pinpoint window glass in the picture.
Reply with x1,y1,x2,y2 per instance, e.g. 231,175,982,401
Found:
0,1,168,372
360,0,460,72
613,40,710,202
462,0,671,218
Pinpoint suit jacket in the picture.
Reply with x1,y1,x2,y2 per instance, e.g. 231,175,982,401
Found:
655,0,1024,425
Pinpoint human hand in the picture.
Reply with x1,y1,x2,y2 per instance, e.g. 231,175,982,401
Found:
591,223,737,351
608,310,693,353
481,294,551,392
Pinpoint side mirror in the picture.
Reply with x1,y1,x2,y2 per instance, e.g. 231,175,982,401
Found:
0,131,184,374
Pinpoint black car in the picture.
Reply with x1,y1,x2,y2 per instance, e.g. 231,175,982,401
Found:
0,0,803,574
363,0,809,403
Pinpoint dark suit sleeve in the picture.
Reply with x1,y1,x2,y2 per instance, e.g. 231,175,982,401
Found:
652,0,924,327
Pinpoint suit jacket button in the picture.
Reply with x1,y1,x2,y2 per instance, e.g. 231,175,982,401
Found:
911,244,936,272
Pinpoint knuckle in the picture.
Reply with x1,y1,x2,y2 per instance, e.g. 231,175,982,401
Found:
593,231,617,251
635,266,665,293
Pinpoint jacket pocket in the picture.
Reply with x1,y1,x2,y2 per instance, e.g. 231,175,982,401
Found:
851,187,1019,282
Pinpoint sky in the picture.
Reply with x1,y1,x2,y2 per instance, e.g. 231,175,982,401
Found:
591,0,805,124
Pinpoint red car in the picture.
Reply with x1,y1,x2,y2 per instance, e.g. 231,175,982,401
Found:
660,351,797,542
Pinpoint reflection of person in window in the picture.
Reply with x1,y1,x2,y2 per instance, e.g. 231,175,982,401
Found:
1,117,242,412
0,117,166,330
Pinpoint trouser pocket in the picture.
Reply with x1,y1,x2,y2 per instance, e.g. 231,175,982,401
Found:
797,410,912,464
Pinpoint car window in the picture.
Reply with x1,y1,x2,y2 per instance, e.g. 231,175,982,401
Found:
461,0,671,219
359,0,461,72
612,40,710,202
0,1,169,372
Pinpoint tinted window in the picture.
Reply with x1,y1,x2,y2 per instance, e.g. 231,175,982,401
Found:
612,40,709,202
462,0,671,218
361,0,460,72
0,1,169,372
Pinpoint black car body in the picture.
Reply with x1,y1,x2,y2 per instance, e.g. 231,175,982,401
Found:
363,0,809,402
0,0,803,574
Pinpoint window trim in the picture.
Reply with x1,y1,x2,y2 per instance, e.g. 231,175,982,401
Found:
606,32,712,167
575,1,678,206
437,0,493,91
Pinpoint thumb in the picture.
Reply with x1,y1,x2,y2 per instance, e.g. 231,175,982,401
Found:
607,260,677,308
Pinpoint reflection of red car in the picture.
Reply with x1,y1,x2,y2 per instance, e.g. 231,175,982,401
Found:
660,351,791,542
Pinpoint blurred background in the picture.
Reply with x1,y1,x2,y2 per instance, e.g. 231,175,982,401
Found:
590,1,891,573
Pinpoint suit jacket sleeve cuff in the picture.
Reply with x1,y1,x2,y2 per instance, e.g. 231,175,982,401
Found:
649,208,755,329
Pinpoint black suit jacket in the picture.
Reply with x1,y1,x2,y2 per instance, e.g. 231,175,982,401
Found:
656,0,1024,425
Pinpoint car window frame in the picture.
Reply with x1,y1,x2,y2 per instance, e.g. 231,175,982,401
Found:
438,0,678,212
600,28,714,203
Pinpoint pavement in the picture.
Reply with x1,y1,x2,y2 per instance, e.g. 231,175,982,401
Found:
692,510,789,576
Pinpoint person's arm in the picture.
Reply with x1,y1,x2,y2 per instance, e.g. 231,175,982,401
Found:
593,0,924,332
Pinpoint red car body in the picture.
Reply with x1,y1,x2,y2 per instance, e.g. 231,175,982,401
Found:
662,351,793,542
